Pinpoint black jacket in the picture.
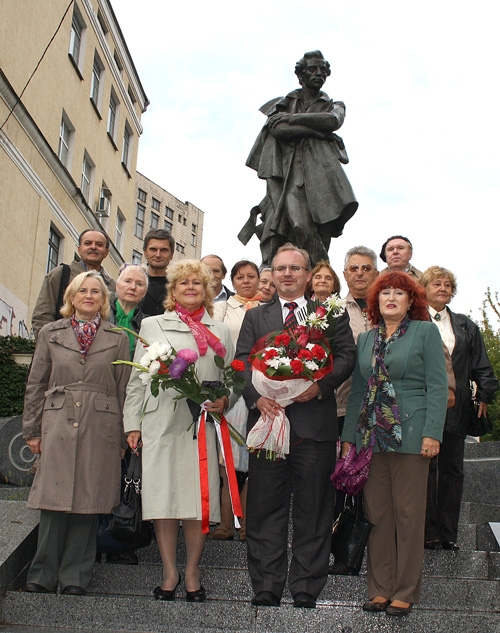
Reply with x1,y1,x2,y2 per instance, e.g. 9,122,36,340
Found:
445,309,498,436
235,296,356,441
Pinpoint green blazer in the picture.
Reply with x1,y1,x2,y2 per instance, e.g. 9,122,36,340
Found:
342,320,448,455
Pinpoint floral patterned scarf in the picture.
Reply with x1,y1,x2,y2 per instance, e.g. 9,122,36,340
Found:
357,316,410,451
70,312,101,358
175,303,226,358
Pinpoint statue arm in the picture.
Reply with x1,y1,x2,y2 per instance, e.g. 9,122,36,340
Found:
268,113,326,140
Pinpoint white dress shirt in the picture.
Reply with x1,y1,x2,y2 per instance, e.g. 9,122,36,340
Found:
429,306,455,354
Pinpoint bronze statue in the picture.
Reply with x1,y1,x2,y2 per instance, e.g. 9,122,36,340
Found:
239,50,358,266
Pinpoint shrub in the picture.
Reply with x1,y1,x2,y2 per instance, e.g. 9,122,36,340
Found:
0,336,36,417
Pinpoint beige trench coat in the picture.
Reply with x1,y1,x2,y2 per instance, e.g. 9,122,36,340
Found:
23,319,130,513
123,310,234,522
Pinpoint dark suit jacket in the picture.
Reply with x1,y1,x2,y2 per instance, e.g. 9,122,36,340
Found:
235,297,356,441
445,309,498,437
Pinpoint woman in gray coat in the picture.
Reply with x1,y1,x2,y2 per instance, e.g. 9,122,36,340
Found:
23,271,130,596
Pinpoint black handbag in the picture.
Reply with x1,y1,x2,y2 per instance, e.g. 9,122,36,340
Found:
468,384,493,437
331,493,373,574
109,451,153,549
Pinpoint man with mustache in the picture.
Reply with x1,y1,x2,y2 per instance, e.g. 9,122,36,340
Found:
32,229,115,337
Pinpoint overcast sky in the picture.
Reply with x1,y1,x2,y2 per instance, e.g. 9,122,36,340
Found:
112,0,499,317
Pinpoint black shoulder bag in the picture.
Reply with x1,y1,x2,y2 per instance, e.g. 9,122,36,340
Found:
109,451,153,549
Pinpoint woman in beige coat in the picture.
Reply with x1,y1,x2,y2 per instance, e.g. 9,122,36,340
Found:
124,260,234,603
211,260,261,541
23,272,130,595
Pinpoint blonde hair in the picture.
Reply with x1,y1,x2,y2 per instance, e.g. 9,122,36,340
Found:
420,266,458,298
60,271,110,319
164,259,215,316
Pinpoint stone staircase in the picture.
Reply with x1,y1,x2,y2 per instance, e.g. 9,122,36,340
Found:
1,442,499,633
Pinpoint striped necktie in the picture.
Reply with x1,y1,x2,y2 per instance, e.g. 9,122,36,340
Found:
284,302,298,331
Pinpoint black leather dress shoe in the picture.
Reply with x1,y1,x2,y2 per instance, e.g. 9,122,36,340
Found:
24,583,54,594
442,541,460,551
293,592,316,608
386,603,412,616
61,585,86,595
329,560,357,575
424,540,442,550
251,591,280,607
106,550,139,565
186,585,206,603
153,574,182,601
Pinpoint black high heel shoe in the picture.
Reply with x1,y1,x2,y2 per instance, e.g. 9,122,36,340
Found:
186,585,206,603
153,574,182,601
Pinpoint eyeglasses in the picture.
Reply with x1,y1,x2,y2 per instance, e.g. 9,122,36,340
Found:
272,265,309,273
345,264,374,273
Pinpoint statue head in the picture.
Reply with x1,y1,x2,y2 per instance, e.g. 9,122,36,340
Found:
295,50,331,89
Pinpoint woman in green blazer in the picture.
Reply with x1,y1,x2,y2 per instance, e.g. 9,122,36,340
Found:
342,272,448,617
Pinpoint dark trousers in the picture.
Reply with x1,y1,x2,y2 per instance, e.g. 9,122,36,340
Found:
425,431,465,543
27,510,98,591
246,430,335,600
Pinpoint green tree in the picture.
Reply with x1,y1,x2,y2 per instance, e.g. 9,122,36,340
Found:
475,289,500,441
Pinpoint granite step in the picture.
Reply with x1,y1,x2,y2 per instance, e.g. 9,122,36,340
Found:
3,592,500,633
98,547,493,586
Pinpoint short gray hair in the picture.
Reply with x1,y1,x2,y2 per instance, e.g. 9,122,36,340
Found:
117,264,149,287
343,246,378,271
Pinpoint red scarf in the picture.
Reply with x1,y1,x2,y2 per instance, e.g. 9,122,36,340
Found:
175,303,226,357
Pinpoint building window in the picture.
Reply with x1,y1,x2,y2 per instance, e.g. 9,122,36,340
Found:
107,89,119,141
152,198,160,211
69,5,85,71
115,209,125,252
150,212,159,229
128,85,136,105
90,51,104,112
58,112,74,168
165,206,173,219
47,226,62,273
135,203,145,238
113,50,123,76
97,9,108,36
191,233,196,246
164,220,173,232
183,217,187,226
138,188,146,202
132,250,142,265
81,151,94,202
176,243,185,254
178,214,182,223
122,122,132,170
192,223,197,233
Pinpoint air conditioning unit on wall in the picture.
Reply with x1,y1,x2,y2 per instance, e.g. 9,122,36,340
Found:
96,193,110,217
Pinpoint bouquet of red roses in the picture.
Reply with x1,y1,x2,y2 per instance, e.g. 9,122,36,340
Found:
247,295,346,459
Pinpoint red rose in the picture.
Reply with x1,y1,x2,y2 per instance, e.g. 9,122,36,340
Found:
298,349,313,361
296,326,310,348
290,359,304,375
311,345,326,360
231,359,245,372
316,306,327,318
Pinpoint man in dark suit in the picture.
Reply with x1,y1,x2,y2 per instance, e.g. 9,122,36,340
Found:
235,243,356,608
